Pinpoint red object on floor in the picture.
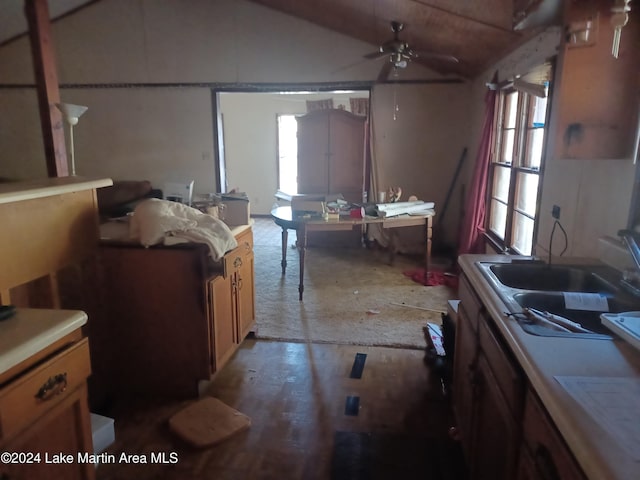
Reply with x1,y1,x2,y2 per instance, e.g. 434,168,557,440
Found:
403,268,459,289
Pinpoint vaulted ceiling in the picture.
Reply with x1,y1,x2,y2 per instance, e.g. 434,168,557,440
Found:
1,0,561,80
248,0,562,78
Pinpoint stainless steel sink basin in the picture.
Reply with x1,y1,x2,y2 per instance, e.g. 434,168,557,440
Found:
488,263,617,293
511,292,622,338
476,260,640,339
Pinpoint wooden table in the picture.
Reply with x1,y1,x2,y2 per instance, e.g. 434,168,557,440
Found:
271,206,434,301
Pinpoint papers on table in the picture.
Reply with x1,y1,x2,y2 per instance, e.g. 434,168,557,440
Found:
375,201,435,218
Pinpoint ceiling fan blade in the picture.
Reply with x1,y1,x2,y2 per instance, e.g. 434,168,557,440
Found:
377,61,393,82
411,50,459,63
364,50,387,60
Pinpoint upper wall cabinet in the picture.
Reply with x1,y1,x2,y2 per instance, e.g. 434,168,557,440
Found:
550,0,639,160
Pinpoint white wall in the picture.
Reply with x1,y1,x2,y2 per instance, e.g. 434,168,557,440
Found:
219,91,369,214
0,0,472,249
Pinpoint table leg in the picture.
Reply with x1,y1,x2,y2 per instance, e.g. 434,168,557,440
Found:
280,227,288,275
298,225,307,301
425,219,432,284
388,229,398,265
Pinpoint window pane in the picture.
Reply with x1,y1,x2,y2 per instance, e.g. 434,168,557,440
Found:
504,92,519,128
500,130,516,163
492,165,511,202
512,212,535,255
515,172,539,216
489,199,507,240
523,128,544,169
529,95,548,128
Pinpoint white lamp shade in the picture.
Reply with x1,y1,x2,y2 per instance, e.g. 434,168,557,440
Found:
55,103,88,125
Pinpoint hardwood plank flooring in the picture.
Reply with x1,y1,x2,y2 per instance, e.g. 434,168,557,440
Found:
95,339,466,480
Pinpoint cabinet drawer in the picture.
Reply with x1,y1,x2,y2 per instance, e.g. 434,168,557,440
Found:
223,228,253,277
521,389,586,480
223,248,246,278
478,317,523,417
0,338,91,442
235,228,253,253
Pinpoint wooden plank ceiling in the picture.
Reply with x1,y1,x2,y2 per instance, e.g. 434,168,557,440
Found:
248,0,555,78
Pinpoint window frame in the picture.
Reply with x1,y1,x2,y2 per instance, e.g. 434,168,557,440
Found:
485,83,551,255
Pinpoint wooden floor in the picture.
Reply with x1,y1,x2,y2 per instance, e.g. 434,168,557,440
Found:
95,338,466,480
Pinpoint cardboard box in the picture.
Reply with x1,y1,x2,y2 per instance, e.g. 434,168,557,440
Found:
221,196,250,226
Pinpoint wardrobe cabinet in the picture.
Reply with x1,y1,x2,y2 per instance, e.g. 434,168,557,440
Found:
297,109,366,203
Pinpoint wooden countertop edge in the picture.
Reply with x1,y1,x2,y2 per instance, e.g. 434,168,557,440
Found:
458,254,640,480
0,176,113,205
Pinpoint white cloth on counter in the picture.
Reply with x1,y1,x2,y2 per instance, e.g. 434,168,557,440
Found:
130,198,237,261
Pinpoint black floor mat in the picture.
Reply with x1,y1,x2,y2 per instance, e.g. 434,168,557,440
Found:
331,431,466,480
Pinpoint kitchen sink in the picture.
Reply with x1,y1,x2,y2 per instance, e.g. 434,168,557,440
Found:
488,263,618,293
476,260,640,339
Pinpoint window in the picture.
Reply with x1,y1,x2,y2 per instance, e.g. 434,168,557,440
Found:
487,81,550,255
277,114,298,194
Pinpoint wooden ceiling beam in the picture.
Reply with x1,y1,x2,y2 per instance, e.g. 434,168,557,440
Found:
25,0,68,177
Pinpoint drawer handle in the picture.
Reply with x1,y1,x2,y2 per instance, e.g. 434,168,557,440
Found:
35,373,68,401
234,257,243,268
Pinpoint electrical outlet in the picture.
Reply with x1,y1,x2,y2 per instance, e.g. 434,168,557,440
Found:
552,205,561,219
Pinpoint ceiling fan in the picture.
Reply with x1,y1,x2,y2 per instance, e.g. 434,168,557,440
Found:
364,21,459,82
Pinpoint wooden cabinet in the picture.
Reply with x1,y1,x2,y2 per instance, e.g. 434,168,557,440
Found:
517,389,587,480
550,0,640,160
97,226,255,399
454,272,589,480
297,109,366,203
209,227,255,370
453,273,525,480
0,336,94,480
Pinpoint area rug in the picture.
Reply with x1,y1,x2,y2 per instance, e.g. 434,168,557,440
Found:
253,244,456,349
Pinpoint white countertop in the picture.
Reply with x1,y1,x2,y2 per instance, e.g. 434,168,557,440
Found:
0,176,112,205
459,254,640,480
0,308,88,375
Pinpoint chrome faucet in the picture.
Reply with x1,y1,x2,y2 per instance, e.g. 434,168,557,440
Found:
618,229,640,296
619,229,640,271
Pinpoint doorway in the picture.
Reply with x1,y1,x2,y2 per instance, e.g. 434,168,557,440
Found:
214,89,369,215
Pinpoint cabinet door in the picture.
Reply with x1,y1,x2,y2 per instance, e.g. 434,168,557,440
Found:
452,304,478,461
1,387,94,480
236,252,255,341
471,354,521,480
297,111,329,194
328,110,365,201
521,389,587,480
209,275,236,371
